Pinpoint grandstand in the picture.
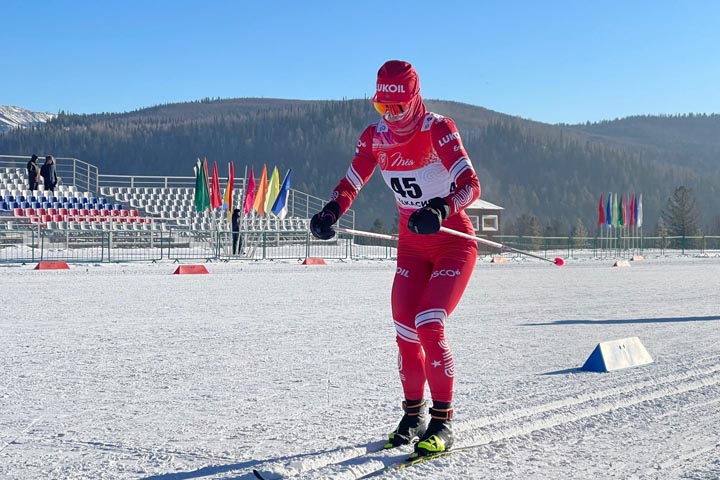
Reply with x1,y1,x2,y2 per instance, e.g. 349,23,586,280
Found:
0,155,363,263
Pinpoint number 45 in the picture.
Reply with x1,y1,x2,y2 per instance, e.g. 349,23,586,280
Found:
390,177,422,199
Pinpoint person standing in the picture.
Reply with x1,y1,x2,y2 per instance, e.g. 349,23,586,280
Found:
26,155,40,190
231,208,243,255
310,60,481,458
40,155,58,193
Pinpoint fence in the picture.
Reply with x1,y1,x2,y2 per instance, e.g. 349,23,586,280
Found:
491,235,720,259
3,226,720,264
0,227,397,263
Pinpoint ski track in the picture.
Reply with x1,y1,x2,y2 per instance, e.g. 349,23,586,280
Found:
2,259,720,479
252,355,720,480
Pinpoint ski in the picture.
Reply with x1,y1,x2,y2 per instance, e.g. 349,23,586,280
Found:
355,447,470,479
250,440,393,480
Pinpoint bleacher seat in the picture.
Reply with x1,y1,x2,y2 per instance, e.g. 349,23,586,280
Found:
13,208,24,217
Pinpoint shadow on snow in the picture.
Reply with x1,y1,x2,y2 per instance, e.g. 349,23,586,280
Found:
523,315,720,327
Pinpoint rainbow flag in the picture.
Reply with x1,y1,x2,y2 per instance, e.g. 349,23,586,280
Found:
253,165,269,216
243,167,256,216
210,161,222,210
264,166,280,215
223,161,235,222
271,169,292,219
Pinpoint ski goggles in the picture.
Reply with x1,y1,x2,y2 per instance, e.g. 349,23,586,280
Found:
373,101,411,117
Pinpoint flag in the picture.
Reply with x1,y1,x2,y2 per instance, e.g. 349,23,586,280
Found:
620,194,626,228
637,193,643,228
271,169,292,219
223,161,235,222
613,193,619,228
629,194,635,227
243,167,256,216
606,193,612,227
264,166,280,214
193,158,210,212
597,194,605,226
210,161,222,209
253,164,268,216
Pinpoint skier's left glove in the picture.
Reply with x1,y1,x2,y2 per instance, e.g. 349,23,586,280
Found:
408,197,450,234
310,201,341,240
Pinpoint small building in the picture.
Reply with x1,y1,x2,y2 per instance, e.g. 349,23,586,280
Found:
465,199,504,239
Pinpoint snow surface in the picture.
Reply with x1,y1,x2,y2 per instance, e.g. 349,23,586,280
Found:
0,106,55,133
1,256,719,479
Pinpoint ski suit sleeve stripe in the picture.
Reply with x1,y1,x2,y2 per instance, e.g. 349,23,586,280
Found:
431,117,481,216
329,125,377,216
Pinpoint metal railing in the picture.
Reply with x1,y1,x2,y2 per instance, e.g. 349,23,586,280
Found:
1,153,355,229
0,227,396,263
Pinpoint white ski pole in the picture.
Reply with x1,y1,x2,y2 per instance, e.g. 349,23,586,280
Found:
335,227,564,266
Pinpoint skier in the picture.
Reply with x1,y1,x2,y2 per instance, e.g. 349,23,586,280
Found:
310,60,481,458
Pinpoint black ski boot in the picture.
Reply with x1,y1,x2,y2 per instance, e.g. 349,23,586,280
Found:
384,399,428,449
411,403,454,458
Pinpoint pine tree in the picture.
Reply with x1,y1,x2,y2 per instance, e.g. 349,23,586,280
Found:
661,186,701,248
571,218,588,248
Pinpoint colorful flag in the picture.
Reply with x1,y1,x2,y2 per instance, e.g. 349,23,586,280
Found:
193,159,210,212
606,193,612,227
264,166,280,214
620,194,626,228
253,165,269,216
629,194,635,227
243,167,256,216
210,161,222,210
612,192,619,227
223,161,235,222
597,194,605,226
637,193,643,228
271,169,292,219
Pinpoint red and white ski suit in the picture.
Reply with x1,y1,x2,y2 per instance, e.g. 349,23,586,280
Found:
329,112,481,403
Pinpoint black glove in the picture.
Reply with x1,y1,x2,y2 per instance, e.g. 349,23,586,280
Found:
408,197,450,234
310,201,341,240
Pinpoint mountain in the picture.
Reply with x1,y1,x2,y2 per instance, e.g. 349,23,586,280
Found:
0,99,718,233
0,106,56,133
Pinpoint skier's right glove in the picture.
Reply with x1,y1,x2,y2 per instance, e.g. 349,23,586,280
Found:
310,201,341,240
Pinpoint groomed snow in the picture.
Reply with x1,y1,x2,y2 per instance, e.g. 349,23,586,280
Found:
1,255,719,479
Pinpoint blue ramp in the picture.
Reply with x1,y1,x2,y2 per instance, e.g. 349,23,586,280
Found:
582,337,653,372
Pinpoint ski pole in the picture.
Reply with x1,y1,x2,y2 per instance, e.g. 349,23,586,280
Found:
336,227,564,266
438,227,564,266
335,227,398,241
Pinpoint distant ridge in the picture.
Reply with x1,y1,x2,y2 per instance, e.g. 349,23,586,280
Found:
0,106,56,133
1,98,718,231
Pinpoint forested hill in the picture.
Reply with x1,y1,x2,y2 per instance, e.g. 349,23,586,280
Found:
1,98,718,233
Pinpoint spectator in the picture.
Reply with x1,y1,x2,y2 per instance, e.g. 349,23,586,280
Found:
26,155,40,190
231,208,243,255
40,155,58,193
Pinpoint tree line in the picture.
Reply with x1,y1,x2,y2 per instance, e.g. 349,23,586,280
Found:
1,98,718,234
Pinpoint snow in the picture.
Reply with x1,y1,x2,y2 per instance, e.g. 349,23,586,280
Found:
0,106,55,133
1,256,719,479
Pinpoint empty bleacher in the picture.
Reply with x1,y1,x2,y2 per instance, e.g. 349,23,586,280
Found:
2,165,314,232
0,166,158,230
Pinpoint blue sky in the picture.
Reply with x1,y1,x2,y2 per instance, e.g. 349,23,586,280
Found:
3,0,719,124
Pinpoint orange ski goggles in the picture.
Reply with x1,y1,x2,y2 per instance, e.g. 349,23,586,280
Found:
373,101,411,117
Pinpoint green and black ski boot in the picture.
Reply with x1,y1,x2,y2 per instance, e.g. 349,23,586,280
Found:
384,399,428,449
410,403,454,458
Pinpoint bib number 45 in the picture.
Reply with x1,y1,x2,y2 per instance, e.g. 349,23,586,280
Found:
390,177,422,199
